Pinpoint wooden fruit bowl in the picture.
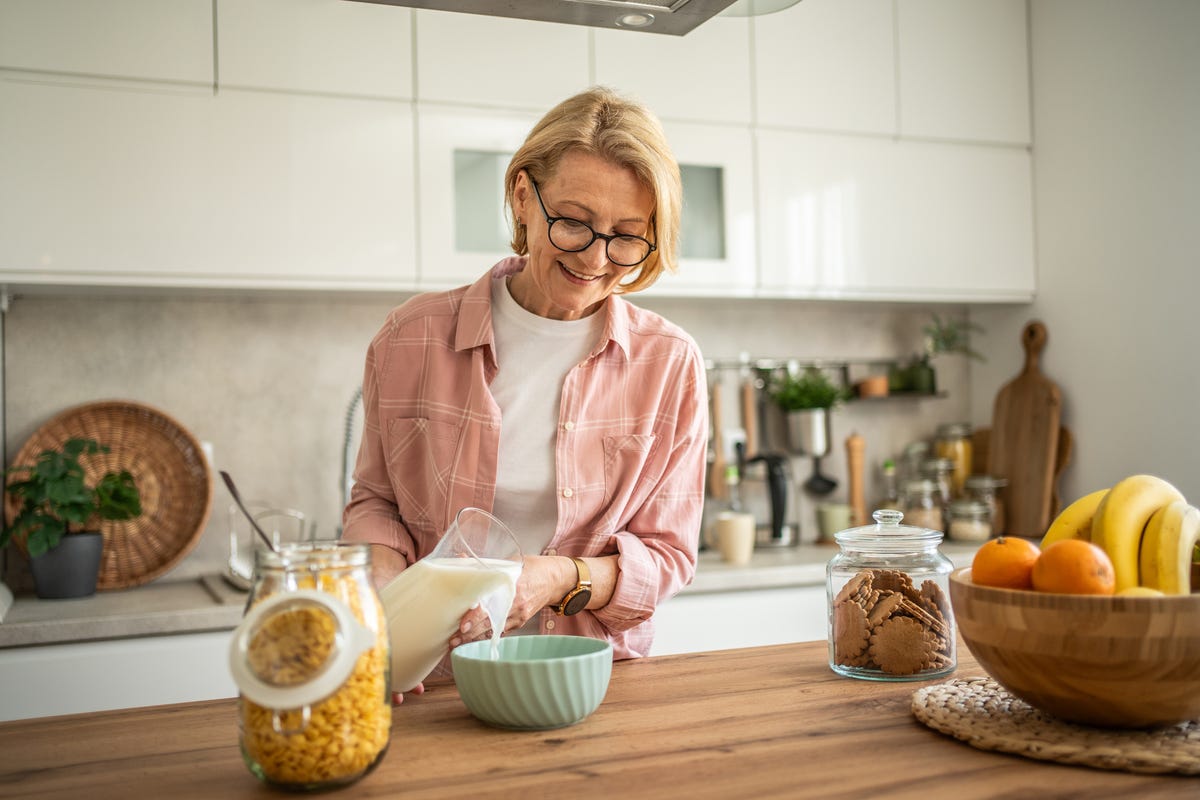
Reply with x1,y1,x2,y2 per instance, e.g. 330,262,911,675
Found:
949,567,1200,728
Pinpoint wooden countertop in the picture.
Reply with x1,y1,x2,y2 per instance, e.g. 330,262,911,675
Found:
0,641,1184,798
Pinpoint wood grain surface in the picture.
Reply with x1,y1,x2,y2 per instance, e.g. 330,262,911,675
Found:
987,321,1063,539
0,641,1187,799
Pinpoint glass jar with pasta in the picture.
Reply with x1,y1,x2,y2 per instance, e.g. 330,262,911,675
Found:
229,542,390,791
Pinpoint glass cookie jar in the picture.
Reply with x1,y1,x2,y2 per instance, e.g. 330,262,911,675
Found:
826,509,956,682
229,542,391,791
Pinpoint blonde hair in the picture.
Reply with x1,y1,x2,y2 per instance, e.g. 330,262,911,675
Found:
504,86,682,294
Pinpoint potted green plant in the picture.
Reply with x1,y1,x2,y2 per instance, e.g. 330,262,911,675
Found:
770,368,850,457
3,438,141,598
892,314,986,395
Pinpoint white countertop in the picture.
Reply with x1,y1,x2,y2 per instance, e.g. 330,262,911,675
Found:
0,542,982,649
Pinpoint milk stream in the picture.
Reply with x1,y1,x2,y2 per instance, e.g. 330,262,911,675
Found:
380,557,521,692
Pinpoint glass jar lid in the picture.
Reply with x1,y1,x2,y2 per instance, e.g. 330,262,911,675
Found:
948,499,990,520
921,457,956,475
905,479,936,496
833,508,945,549
935,422,972,438
964,474,1008,491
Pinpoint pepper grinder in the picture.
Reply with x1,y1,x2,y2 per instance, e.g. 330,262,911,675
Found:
846,432,866,527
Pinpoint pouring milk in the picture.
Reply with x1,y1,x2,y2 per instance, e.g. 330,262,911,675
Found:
380,556,521,692
379,508,524,693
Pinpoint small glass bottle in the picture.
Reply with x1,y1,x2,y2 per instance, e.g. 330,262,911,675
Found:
878,458,900,509
934,423,973,498
229,542,391,791
827,509,956,681
964,474,1008,537
946,498,993,543
903,479,944,532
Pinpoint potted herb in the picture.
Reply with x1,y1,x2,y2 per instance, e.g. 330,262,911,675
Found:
892,314,986,395
3,438,142,598
770,368,849,457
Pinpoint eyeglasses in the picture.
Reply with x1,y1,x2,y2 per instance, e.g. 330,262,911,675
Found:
530,179,656,268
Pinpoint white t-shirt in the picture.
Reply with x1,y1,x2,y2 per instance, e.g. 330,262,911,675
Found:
488,274,603,565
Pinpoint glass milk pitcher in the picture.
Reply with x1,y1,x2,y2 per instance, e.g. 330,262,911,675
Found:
379,507,524,693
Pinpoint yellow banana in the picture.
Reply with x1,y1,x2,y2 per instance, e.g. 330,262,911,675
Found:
1039,488,1109,548
1090,474,1185,593
1139,500,1200,595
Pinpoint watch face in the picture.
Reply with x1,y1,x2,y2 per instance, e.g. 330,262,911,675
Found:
563,588,592,616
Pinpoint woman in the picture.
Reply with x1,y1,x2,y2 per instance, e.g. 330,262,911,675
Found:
342,86,707,684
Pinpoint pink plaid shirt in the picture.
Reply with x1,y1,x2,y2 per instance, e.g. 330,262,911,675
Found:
343,257,709,659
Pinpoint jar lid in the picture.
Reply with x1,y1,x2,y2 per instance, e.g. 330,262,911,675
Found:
905,479,936,494
228,589,376,710
948,499,990,519
965,474,1009,490
922,457,955,473
833,508,945,548
936,422,972,438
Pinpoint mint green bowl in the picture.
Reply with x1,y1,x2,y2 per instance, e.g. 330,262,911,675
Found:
450,635,613,730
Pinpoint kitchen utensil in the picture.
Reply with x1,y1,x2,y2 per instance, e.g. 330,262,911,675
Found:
845,432,866,525
740,373,760,461
1050,424,1074,520
950,567,1200,728
4,400,212,590
708,378,728,502
451,635,612,731
986,321,1062,538
219,471,279,554
804,458,838,496
746,453,793,547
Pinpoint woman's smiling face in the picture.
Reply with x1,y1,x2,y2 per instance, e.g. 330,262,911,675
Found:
508,150,654,321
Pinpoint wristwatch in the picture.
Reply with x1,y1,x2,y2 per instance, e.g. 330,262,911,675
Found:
554,557,592,616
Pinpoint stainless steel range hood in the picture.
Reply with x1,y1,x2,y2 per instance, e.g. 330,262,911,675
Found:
346,0,742,36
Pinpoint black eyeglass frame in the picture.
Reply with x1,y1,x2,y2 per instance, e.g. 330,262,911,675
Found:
529,179,657,268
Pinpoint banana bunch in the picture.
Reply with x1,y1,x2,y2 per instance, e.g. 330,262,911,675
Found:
1040,474,1198,595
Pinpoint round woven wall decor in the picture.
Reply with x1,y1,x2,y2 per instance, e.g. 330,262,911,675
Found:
5,400,213,590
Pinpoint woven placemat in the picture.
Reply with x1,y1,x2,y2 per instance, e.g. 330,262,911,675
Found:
912,677,1200,775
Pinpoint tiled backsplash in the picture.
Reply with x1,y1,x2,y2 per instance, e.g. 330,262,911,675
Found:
2,291,971,587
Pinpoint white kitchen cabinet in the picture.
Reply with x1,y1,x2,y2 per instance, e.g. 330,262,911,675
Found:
0,0,212,85
414,9,589,110
0,631,235,722
650,585,828,656
753,0,895,136
416,105,541,287
594,17,753,125
0,79,417,289
216,0,413,99
897,0,1030,145
644,121,758,297
756,129,1035,301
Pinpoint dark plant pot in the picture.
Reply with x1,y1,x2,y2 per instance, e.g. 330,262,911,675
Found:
909,363,937,395
29,531,104,599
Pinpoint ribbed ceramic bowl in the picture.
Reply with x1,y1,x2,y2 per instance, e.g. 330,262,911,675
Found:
450,635,613,730
949,567,1200,728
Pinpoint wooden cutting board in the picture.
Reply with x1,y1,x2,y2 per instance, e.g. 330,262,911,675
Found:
987,321,1063,539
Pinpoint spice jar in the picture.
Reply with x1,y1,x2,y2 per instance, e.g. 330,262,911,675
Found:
229,542,390,791
964,474,1008,536
946,498,993,542
903,479,944,533
826,509,956,681
921,457,955,511
934,423,973,497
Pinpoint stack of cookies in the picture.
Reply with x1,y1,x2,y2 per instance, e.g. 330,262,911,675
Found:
832,568,954,676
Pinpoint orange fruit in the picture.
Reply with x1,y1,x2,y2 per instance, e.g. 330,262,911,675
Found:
1031,539,1116,595
971,536,1041,590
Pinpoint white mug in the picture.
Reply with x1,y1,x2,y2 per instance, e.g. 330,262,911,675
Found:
715,512,756,565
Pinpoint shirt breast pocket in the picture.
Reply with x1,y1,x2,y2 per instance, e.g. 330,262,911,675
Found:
602,433,660,508
384,417,462,534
